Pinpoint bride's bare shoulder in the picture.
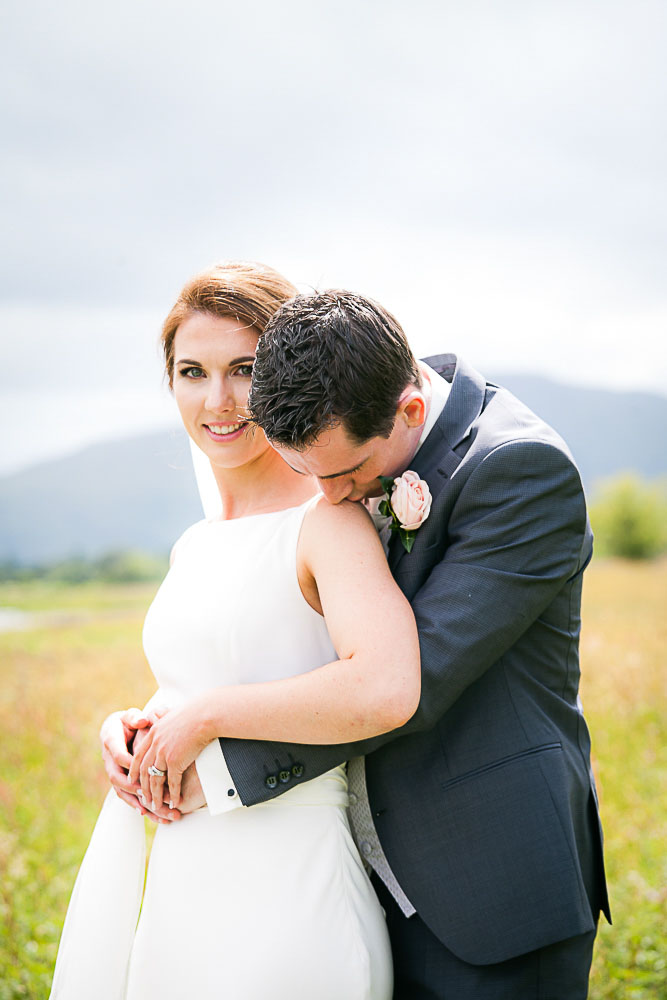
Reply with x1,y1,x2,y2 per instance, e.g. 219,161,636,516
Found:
303,496,374,532
298,497,382,568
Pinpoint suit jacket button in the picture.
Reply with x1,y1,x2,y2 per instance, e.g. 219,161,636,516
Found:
278,769,291,783
291,763,304,777
265,774,278,789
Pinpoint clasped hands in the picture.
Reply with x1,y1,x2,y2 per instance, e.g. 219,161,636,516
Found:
100,697,212,823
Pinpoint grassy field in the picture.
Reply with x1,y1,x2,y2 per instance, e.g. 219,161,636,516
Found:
579,561,666,997
0,562,665,998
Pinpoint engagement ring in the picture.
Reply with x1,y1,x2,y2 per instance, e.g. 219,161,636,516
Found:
148,764,167,777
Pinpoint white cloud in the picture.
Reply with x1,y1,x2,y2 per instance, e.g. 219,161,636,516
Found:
1,0,665,471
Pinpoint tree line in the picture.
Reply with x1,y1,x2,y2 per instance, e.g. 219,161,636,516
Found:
0,474,665,583
0,549,168,584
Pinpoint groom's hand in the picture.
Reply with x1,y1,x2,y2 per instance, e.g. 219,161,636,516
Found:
137,762,206,823
170,762,206,814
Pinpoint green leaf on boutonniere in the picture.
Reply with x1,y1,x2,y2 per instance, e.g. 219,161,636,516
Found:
378,499,391,517
379,475,395,495
399,528,416,553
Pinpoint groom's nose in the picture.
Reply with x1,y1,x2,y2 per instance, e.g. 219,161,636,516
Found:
318,478,351,504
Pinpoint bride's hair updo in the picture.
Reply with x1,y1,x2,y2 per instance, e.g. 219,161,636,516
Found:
161,261,298,388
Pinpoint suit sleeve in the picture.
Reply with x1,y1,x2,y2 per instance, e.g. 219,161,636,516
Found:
221,439,590,805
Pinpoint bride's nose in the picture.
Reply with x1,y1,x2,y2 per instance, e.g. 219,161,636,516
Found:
205,376,235,414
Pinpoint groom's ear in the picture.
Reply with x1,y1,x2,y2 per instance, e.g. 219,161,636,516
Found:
397,388,427,429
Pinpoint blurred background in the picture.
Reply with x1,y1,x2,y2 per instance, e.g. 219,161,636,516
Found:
0,2,665,997
0,0,666,566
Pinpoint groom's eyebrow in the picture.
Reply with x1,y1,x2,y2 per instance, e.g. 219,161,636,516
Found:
281,459,367,479
317,463,365,480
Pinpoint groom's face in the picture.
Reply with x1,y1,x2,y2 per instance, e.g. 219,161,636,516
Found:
274,390,426,504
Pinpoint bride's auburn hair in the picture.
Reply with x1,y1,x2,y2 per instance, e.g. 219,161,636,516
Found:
161,261,298,388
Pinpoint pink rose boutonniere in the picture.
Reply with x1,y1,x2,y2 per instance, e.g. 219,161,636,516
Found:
379,471,432,553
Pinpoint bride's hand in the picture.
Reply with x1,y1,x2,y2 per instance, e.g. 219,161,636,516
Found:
101,708,184,823
100,708,150,785
129,723,184,823
100,708,151,812
129,696,213,810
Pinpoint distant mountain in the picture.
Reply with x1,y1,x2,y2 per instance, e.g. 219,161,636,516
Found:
492,374,666,488
1,377,665,565
0,429,203,565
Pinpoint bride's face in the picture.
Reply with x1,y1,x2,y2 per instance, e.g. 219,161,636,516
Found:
172,312,270,470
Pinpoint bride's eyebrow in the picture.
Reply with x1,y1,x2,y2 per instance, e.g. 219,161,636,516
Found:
175,355,256,366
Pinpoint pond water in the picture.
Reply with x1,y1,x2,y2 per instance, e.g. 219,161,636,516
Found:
0,606,37,632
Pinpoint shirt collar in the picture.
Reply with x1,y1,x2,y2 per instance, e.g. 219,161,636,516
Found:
414,362,450,456
367,362,451,525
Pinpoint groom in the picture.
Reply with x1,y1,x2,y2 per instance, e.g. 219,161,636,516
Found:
106,290,609,997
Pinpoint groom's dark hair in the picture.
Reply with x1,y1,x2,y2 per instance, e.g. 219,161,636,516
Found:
248,290,421,449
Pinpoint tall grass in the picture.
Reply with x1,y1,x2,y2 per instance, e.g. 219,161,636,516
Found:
0,584,156,999
0,562,665,998
580,561,666,997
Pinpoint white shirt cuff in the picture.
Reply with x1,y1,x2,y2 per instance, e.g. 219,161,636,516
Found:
195,740,243,815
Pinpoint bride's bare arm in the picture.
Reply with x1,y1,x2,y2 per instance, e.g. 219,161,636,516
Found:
130,499,420,808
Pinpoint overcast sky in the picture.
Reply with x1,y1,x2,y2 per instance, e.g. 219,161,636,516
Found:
1,0,665,474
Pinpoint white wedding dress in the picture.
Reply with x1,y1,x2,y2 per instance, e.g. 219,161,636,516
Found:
51,496,392,999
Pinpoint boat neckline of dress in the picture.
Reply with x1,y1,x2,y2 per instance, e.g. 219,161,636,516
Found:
204,494,321,526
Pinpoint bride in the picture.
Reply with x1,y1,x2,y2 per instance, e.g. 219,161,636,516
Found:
50,261,420,999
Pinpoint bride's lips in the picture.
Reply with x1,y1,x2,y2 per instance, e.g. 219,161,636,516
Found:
203,421,249,443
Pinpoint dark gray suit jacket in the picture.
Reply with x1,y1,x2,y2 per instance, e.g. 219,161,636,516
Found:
220,354,610,966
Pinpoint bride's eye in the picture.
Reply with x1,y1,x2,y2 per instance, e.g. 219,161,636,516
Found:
233,363,254,378
178,366,205,379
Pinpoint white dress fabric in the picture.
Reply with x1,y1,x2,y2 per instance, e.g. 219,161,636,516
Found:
51,498,392,999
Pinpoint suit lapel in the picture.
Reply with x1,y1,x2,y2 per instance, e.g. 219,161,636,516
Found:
387,354,487,575
422,353,488,449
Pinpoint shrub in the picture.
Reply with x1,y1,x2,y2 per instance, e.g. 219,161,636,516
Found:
589,474,667,559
